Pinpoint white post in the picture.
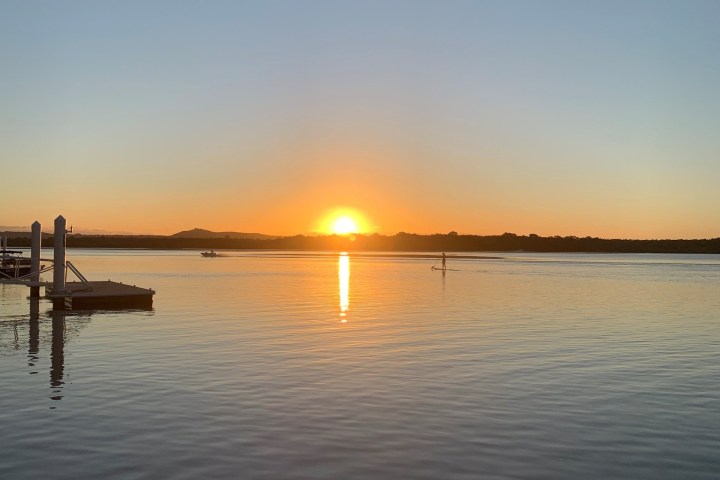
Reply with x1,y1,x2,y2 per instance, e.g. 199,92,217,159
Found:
31,221,41,297
53,215,66,294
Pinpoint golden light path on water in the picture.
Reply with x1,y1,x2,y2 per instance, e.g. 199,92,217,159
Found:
338,252,349,323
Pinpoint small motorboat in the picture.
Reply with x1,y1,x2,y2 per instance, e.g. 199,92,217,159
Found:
1,249,33,279
0,235,45,280
201,251,217,258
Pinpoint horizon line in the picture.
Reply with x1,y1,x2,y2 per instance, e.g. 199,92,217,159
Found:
2,228,719,242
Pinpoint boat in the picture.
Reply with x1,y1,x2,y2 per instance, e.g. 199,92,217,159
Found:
201,251,217,258
0,235,45,281
0,248,33,279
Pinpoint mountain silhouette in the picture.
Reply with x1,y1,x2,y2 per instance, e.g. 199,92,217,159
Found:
170,228,278,240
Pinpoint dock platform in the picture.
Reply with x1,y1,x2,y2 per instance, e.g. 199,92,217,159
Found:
46,281,155,310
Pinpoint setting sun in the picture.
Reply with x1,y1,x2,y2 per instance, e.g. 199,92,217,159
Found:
317,207,370,235
332,216,358,235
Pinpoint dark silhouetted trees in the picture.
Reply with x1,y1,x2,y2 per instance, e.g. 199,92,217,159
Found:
5,232,720,253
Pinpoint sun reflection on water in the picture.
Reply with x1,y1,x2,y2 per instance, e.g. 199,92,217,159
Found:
338,252,349,322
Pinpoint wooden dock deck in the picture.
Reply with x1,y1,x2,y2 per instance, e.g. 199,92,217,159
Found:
46,281,154,310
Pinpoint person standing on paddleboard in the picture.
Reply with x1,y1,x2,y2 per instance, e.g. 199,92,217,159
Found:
442,252,446,270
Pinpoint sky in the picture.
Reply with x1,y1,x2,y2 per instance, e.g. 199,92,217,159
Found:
2,0,719,238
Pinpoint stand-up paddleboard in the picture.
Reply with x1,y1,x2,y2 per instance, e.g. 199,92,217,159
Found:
431,266,446,271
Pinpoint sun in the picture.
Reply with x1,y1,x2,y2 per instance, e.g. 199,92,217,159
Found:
317,207,370,235
332,216,358,235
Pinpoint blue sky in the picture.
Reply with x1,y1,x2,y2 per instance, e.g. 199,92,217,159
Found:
2,0,719,237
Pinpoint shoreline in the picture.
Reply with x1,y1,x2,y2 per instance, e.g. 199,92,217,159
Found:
3,231,720,255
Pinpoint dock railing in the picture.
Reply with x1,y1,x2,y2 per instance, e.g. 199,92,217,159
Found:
66,261,92,290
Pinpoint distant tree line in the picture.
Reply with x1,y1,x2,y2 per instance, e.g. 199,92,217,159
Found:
6,232,720,253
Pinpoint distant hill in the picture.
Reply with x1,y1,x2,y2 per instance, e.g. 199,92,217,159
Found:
170,228,278,240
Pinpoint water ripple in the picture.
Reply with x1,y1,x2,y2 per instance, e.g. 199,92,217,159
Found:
0,252,719,479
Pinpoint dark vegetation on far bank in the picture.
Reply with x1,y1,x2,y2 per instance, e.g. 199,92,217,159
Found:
5,232,720,254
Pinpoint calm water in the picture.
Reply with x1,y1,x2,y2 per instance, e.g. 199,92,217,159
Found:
1,250,719,479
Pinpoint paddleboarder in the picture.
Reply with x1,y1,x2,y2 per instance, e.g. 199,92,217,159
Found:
441,252,446,270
